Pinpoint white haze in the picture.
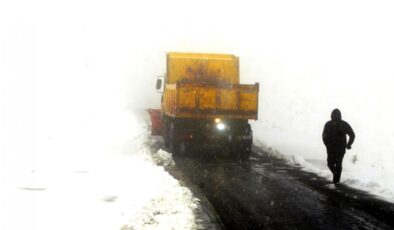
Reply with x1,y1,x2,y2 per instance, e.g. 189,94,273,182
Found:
1,0,394,227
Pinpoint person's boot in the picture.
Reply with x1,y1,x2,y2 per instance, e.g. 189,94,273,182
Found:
333,172,340,184
337,170,342,183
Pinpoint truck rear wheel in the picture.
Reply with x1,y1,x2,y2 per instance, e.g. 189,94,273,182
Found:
230,122,252,162
169,121,176,154
163,119,170,149
169,121,183,155
240,123,252,162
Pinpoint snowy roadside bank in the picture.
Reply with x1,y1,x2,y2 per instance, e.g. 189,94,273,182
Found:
254,140,394,203
0,111,215,230
118,140,199,230
145,136,223,230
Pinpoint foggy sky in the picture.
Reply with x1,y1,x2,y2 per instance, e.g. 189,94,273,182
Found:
1,0,394,170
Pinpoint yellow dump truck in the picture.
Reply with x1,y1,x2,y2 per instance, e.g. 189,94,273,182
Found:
149,52,259,157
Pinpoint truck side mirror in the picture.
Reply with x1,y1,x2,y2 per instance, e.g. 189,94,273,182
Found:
156,76,165,93
156,78,162,90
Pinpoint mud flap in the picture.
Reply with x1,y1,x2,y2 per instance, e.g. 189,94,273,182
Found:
146,109,163,136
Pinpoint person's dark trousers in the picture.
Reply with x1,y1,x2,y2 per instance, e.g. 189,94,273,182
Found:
327,150,345,183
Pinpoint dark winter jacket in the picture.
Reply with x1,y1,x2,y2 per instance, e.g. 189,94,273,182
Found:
322,109,355,154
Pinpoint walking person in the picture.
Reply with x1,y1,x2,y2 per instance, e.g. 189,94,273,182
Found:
322,109,355,184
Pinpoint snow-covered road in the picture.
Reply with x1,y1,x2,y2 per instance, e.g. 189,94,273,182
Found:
173,149,394,230
254,141,394,203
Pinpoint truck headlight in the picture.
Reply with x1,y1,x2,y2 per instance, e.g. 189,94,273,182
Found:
216,123,226,131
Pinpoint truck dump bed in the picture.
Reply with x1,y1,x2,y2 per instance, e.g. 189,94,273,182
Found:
163,82,259,120
167,52,239,85
162,52,259,120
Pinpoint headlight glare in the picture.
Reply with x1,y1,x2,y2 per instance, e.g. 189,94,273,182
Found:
216,123,226,131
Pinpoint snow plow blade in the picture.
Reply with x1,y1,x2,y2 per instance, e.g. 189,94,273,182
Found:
146,109,163,136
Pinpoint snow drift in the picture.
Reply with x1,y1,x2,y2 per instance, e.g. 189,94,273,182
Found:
0,109,204,229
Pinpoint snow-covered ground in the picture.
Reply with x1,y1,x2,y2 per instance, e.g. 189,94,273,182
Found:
0,110,208,230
